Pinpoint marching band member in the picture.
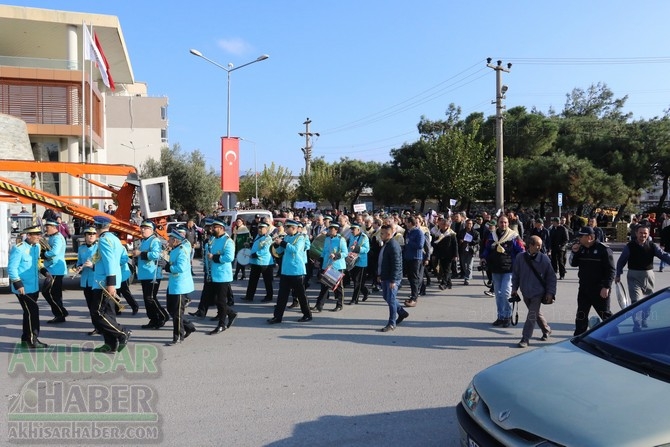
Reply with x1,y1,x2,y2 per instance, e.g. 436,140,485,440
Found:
312,222,348,312
8,226,47,349
346,223,370,305
118,249,140,314
267,220,312,324
41,219,69,323
164,231,196,345
208,220,238,334
76,226,99,336
91,216,131,353
242,222,274,302
190,219,215,317
133,220,170,329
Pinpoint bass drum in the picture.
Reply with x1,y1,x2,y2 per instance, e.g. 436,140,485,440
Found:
236,248,252,266
308,233,326,262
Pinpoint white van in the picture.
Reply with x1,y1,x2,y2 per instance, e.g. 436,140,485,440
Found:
217,209,273,235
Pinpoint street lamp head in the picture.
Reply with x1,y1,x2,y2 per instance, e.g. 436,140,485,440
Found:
189,49,203,57
257,54,269,61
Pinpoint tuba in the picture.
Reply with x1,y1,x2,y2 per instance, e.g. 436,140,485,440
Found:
39,238,51,252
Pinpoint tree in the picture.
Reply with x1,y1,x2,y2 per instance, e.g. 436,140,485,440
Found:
562,82,631,121
141,144,221,214
256,162,294,209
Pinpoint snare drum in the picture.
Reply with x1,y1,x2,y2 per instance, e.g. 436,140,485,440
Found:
319,266,344,290
236,248,252,266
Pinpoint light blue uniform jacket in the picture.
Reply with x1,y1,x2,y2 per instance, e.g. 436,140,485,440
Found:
277,233,306,276
321,234,348,271
347,233,370,267
167,243,194,294
249,233,274,266
77,242,97,288
8,242,40,294
210,233,235,282
44,232,67,275
93,231,124,289
137,235,164,281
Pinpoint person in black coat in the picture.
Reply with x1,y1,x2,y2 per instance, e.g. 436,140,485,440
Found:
376,224,409,332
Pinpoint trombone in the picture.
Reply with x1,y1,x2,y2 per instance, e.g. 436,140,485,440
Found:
96,280,126,311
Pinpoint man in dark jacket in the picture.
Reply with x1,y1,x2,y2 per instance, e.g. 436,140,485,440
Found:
570,226,616,335
548,217,570,279
403,216,425,307
377,224,409,332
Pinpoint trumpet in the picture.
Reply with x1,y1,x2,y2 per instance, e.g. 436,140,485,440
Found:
96,280,126,311
70,259,92,279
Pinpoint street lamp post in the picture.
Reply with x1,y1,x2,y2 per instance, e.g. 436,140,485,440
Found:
189,49,269,138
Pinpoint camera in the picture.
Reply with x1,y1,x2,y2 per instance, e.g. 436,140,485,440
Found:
508,292,521,303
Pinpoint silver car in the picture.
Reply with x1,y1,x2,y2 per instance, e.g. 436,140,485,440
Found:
457,287,670,446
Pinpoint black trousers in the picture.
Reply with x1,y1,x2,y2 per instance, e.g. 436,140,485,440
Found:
90,289,126,347
245,264,274,300
315,269,344,309
167,293,196,341
349,266,368,303
42,274,68,318
118,279,139,310
16,292,40,344
212,282,236,327
141,280,169,323
550,248,567,278
275,275,311,321
194,281,215,315
405,259,422,299
574,287,613,336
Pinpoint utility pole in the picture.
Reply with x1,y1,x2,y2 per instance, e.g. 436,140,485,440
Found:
486,58,511,214
299,118,319,177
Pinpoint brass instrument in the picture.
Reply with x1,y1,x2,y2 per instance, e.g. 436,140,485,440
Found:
70,259,92,279
39,238,51,252
96,280,126,311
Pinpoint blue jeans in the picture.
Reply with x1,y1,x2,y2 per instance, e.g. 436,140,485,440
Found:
381,280,403,326
492,272,512,319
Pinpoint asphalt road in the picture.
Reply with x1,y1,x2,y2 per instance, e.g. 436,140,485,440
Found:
1,253,668,446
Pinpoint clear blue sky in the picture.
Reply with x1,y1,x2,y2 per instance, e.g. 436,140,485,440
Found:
8,1,670,175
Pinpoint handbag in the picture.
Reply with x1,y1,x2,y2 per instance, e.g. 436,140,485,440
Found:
524,254,555,305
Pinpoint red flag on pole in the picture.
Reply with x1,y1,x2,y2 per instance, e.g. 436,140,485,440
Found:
83,26,115,90
221,137,240,192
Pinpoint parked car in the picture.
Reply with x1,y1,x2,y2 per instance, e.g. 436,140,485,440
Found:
457,287,670,446
217,209,273,235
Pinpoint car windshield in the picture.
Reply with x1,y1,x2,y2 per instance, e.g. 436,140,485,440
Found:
577,287,670,380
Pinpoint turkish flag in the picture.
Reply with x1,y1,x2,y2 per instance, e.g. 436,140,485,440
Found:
221,137,240,192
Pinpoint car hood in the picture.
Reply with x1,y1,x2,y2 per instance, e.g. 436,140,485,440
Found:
474,340,670,446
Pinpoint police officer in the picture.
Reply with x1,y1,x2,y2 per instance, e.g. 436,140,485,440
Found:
133,220,170,329
570,226,616,335
91,215,131,353
164,231,197,345
267,220,312,324
41,219,69,323
208,220,238,334
242,222,274,302
9,225,48,349
312,222,348,312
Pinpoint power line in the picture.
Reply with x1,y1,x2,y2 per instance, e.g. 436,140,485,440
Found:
320,59,488,135
504,57,670,65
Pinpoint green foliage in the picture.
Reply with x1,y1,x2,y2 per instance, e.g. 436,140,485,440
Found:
140,144,221,214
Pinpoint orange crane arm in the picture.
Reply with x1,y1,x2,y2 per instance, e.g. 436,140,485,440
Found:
0,160,137,177
0,175,142,239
